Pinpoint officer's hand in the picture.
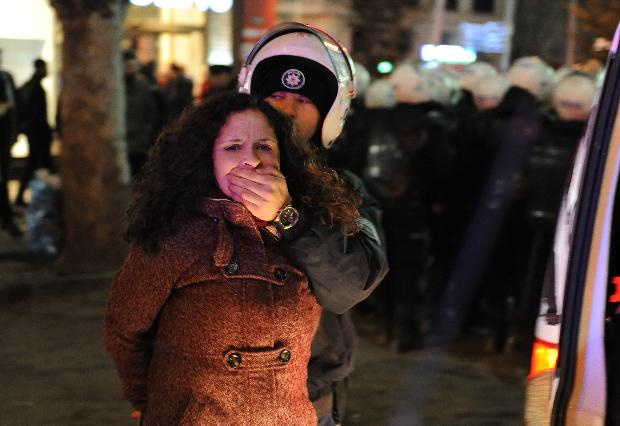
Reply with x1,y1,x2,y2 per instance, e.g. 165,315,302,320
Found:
227,165,292,221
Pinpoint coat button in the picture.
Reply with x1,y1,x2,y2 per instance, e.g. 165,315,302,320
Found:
228,353,242,368
274,267,287,281
210,216,219,223
279,349,291,363
225,261,239,274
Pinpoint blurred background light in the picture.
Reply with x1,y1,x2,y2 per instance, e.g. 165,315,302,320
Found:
154,0,193,8
207,49,234,65
209,0,233,13
129,0,154,6
377,61,394,74
460,21,509,54
420,44,477,64
129,0,232,11
194,0,210,11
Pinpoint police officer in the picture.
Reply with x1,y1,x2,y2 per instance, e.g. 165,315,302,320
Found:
238,22,389,425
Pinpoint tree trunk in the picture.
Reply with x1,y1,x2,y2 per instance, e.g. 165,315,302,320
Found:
51,0,130,273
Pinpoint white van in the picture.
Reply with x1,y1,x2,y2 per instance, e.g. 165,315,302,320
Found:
525,22,620,425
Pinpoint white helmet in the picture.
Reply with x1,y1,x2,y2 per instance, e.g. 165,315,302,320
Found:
551,72,598,121
459,61,497,92
238,22,356,148
365,78,397,109
507,56,555,100
472,74,508,111
389,61,429,104
389,61,455,105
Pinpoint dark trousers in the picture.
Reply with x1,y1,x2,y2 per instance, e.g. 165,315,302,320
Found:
0,124,14,224
480,202,532,351
382,229,429,348
17,127,53,203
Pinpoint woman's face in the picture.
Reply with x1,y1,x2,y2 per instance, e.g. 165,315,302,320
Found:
213,109,280,198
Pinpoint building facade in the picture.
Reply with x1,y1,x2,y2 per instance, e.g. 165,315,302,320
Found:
352,0,514,75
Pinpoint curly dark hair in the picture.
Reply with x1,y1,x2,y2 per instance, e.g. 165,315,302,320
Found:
126,93,361,253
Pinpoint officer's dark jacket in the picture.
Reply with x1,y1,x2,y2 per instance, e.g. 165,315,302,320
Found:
363,102,455,245
278,169,389,400
525,112,586,224
459,86,544,211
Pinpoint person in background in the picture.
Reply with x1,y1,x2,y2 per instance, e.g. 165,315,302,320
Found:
433,56,554,351
471,74,508,112
162,63,193,124
549,71,598,123
122,50,157,177
15,58,53,208
139,60,166,148
363,78,397,110
239,22,389,425
0,48,21,236
199,64,236,101
454,61,498,120
362,61,456,351
450,67,506,266
105,92,363,424
517,71,598,350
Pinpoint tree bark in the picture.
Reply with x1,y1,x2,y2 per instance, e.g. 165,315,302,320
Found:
51,0,130,273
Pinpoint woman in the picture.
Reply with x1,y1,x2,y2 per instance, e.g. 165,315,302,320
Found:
104,93,360,424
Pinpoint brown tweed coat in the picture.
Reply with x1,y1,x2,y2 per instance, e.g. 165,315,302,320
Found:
104,199,322,425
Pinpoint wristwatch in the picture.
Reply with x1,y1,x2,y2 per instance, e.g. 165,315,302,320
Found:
272,204,300,231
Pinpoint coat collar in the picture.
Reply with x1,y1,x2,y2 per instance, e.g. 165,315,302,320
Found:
173,197,303,289
197,198,267,268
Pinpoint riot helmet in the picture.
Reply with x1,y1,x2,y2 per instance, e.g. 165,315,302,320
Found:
551,72,598,121
507,56,555,100
238,22,356,148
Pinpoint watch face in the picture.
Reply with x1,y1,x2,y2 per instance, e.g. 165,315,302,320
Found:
278,206,299,229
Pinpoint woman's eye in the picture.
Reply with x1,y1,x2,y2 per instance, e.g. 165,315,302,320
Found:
224,144,241,151
257,143,274,151
298,97,313,104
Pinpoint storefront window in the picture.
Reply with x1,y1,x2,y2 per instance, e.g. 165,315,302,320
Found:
473,0,495,13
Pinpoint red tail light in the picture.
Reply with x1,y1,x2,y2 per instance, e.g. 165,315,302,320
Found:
610,276,620,302
529,338,559,379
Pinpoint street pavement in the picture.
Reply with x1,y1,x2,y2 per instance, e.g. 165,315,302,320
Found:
347,316,527,425
0,223,527,425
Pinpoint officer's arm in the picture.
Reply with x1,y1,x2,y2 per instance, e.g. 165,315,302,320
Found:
280,171,389,314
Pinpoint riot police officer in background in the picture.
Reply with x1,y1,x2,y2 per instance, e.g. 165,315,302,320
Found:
435,56,554,351
362,61,456,351
518,71,598,349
